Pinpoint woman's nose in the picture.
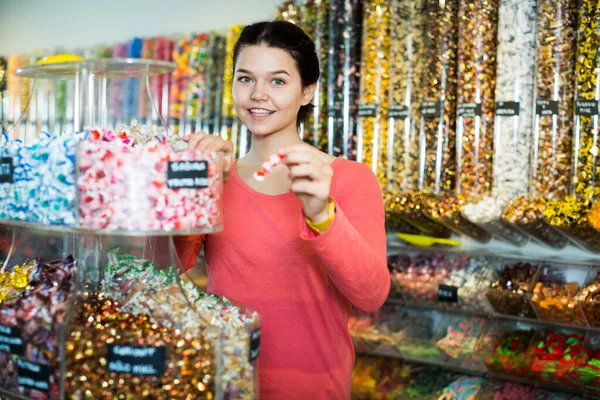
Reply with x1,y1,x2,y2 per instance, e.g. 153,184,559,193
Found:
250,82,269,101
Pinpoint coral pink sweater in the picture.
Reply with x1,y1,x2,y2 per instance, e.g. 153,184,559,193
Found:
176,157,389,399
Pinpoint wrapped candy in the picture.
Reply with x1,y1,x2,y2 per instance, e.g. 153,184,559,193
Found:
253,152,286,182
77,138,223,233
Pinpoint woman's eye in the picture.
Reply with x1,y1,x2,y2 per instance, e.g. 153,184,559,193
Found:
272,78,285,85
238,76,252,83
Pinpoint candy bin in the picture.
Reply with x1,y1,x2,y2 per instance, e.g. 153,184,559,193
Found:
476,380,536,400
577,331,600,396
478,319,537,379
576,268,600,328
412,0,463,239
461,0,536,247
327,0,362,160
485,261,540,319
356,0,391,187
391,307,443,361
348,305,401,353
220,25,243,155
300,0,329,152
531,263,588,326
532,388,585,400
203,34,226,135
389,251,452,305
384,0,451,237
440,0,500,242
351,356,416,400
544,0,600,252
501,0,578,249
528,326,589,389
383,193,422,234
0,225,77,400
431,370,485,400
434,313,488,369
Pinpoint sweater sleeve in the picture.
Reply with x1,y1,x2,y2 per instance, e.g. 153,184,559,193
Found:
299,161,390,312
173,235,206,272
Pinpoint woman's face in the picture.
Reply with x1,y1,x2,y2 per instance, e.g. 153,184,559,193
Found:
233,44,314,137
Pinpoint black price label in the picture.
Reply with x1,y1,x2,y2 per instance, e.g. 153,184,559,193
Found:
421,101,443,119
16,359,50,392
357,104,378,118
249,329,261,362
107,344,166,376
437,284,458,303
496,101,520,117
576,99,599,116
328,105,342,118
0,324,24,355
536,99,559,116
457,103,482,118
0,157,14,184
388,105,410,119
167,161,209,189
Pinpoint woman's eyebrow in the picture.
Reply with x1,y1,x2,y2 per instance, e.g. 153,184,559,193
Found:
235,68,253,74
269,70,291,76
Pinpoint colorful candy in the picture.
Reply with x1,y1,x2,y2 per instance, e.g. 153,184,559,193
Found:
486,262,539,318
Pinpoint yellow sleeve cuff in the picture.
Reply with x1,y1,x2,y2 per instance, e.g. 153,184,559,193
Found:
305,199,336,235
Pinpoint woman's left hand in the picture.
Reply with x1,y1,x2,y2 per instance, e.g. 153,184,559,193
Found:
280,144,334,223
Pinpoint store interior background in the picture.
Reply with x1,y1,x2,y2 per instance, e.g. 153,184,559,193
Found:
0,0,279,55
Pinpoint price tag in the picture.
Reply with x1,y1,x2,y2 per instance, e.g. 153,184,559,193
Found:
421,101,443,119
576,100,599,116
249,329,261,362
166,160,209,189
437,284,458,303
496,101,520,117
457,103,482,118
357,104,378,118
107,344,166,376
16,359,50,392
0,157,14,184
388,105,410,119
535,99,559,116
328,105,342,118
0,324,24,355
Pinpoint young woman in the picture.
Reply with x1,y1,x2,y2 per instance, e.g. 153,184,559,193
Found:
178,21,389,399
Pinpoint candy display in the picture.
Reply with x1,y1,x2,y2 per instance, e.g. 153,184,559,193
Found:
436,315,487,368
0,255,78,400
327,0,362,160
531,265,587,326
530,330,587,388
351,356,410,399
392,308,442,361
454,0,498,201
480,322,535,378
476,381,535,400
77,138,223,233
386,192,452,237
435,376,484,400
485,262,539,318
275,0,303,24
348,307,398,352
204,34,226,135
356,0,390,186
104,249,259,398
386,0,427,194
425,195,492,243
220,25,243,156
301,0,329,151
502,0,578,248
464,0,536,235
65,292,220,399
544,0,600,252
576,270,600,328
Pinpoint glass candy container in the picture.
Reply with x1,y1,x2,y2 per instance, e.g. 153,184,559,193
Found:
462,0,536,247
502,0,578,249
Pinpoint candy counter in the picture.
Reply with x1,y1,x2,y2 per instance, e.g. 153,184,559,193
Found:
0,57,260,400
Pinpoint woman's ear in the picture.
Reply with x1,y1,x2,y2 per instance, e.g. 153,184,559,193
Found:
301,83,317,106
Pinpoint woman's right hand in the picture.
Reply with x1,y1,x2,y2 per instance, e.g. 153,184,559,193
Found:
184,132,234,181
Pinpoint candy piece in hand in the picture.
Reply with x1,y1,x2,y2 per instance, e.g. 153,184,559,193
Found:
253,151,286,181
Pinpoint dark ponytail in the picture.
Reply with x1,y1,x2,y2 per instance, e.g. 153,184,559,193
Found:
232,21,320,129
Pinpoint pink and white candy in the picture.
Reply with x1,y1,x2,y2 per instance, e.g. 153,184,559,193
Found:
253,152,286,181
